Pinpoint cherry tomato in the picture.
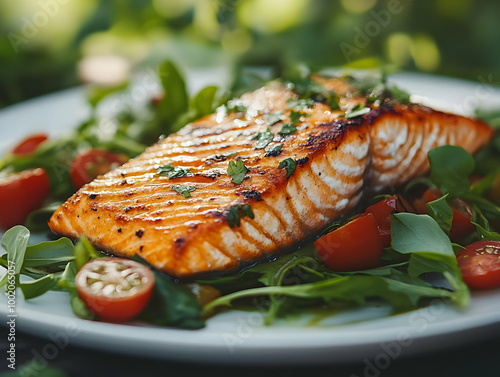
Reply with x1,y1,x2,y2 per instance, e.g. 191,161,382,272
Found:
0,168,51,230
70,149,127,189
416,188,474,242
456,241,500,290
364,195,411,248
75,257,155,322
12,133,48,155
314,213,382,272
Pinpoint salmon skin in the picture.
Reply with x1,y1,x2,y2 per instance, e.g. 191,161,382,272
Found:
49,76,494,278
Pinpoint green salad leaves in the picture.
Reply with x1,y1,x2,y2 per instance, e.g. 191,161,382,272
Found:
0,226,205,328
2,63,500,330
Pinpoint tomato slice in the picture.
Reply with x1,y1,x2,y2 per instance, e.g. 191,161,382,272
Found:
364,195,411,248
12,133,48,155
75,257,155,322
314,213,382,272
417,188,474,242
70,149,127,189
456,241,500,290
0,168,51,230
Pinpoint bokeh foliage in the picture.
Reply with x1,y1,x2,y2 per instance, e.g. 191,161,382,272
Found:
1,0,500,108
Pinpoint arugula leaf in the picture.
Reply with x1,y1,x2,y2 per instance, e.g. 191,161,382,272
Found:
286,98,315,111
344,104,370,119
86,82,129,109
24,202,62,233
425,195,453,235
171,185,197,198
202,275,455,319
463,194,500,220
407,253,469,307
22,238,74,269
428,145,474,197
20,274,61,300
391,213,469,307
196,244,322,293
157,164,194,179
74,237,102,272
278,123,297,135
472,221,500,241
157,61,189,129
264,112,283,126
0,226,30,288
252,128,274,149
391,213,454,256
227,160,249,184
134,256,204,329
226,204,255,228
58,261,95,320
278,158,297,179
191,85,219,119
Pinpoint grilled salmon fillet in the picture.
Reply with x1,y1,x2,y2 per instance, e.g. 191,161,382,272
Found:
49,76,494,277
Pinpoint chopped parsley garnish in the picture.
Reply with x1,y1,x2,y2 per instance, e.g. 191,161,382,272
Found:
287,74,340,110
264,112,283,126
224,101,247,113
227,160,249,184
278,158,297,179
226,204,255,228
289,110,303,125
366,83,411,104
278,123,297,136
286,98,315,111
252,128,275,149
265,143,283,157
157,164,194,179
344,104,371,119
171,185,196,198
327,96,340,110
388,85,411,104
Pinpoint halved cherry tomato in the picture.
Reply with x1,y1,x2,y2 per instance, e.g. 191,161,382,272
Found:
456,241,500,290
364,195,411,248
12,133,48,155
415,188,474,242
0,168,51,230
70,149,127,189
314,213,382,272
75,257,155,322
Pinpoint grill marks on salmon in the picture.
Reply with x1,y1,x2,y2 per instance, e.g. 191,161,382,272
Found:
49,78,494,277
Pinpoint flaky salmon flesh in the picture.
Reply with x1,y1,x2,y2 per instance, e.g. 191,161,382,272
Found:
49,75,494,278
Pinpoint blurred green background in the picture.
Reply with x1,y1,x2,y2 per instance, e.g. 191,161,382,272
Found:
1,0,500,108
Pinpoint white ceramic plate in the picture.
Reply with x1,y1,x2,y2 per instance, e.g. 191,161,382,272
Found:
1,71,500,365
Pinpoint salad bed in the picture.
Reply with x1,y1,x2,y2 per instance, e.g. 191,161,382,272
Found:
2,63,500,329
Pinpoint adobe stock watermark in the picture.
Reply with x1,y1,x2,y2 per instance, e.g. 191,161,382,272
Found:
350,297,451,377
340,0,411,63
90,66,162,140
16,322,81,377
452,74,500,115
6,260,17,370
7,0,74,53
